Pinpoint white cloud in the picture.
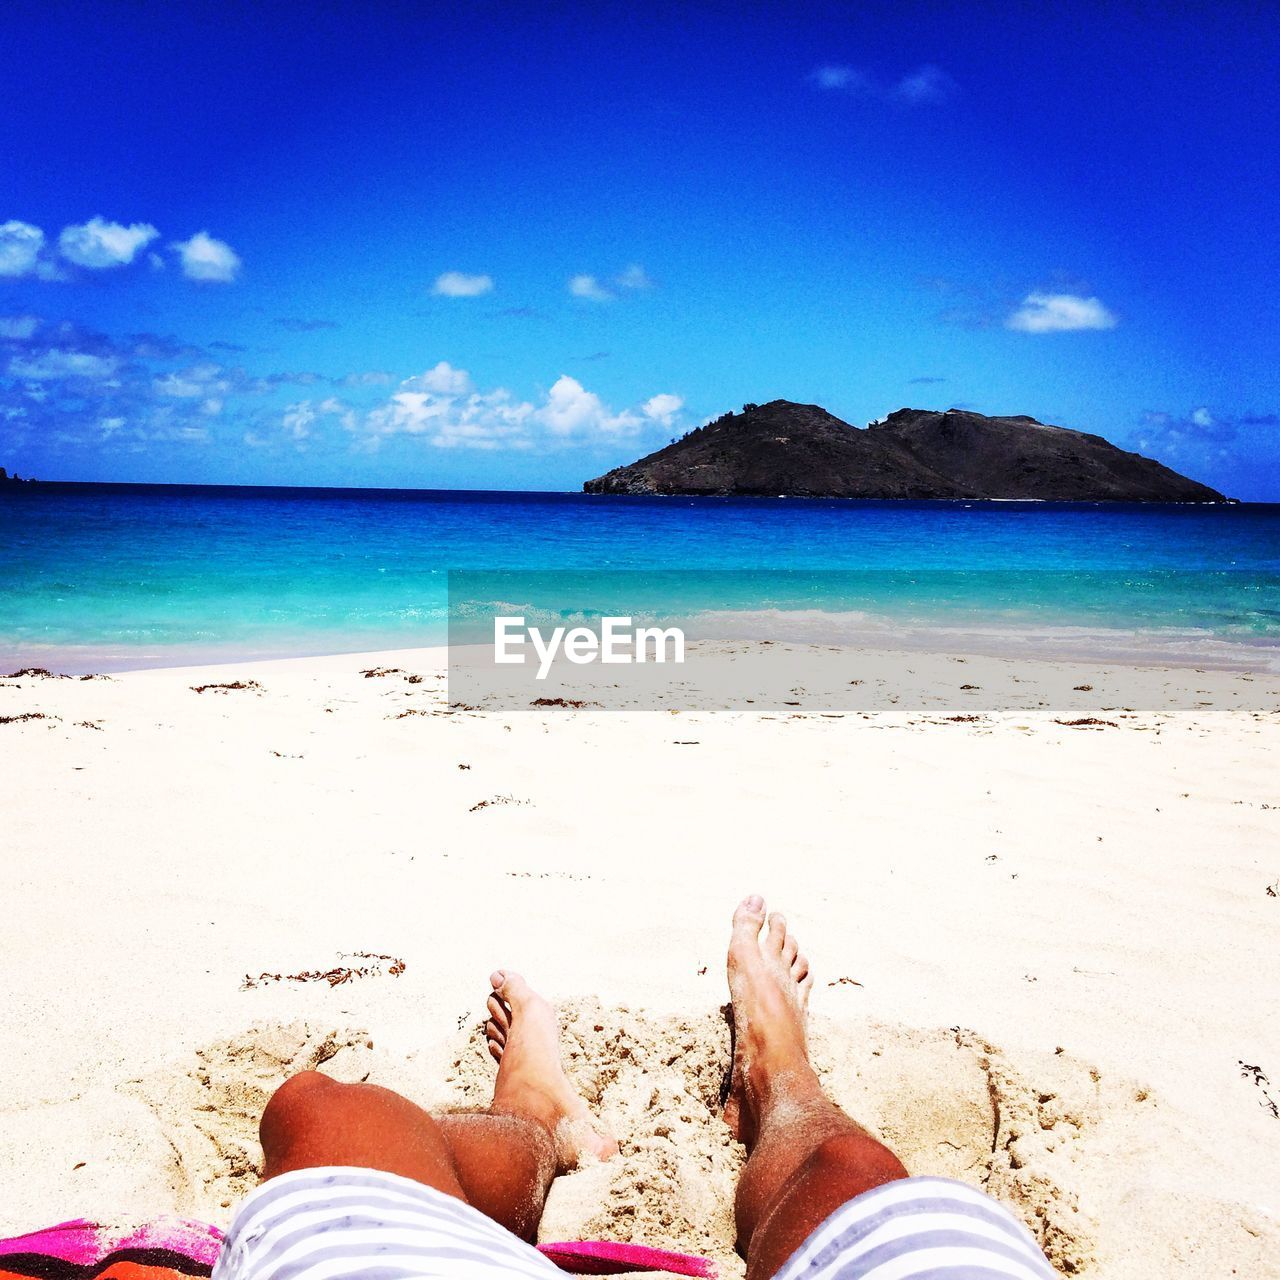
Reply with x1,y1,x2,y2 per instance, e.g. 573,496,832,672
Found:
172,231,242,282
643,392,684,426
0,221,45,277
617,264,653,291
569,267,654,299
402,361,473,395
153,363,231,398
1191,406,1214,427
0,314,40,339
809,63,957,104
433,271,494,298
58,217,159,268
365,381,531,450
808,65,871,92
317,396,356,429
1006,293,1117,333
538,375,634,435
893,65,957,104
282,402,317,441
254,397,355,448
355,366,682,450
569,274,613,302
153,373,201,397
8,349,119,380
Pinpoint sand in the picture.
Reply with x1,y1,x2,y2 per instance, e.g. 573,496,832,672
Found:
2,645,1278,1277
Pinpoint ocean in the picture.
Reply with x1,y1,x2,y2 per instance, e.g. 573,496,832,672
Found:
2,483,1279,671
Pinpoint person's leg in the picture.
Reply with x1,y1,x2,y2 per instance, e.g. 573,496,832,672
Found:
724,897,909,1280
440,969,618,1238
258,969,616,1243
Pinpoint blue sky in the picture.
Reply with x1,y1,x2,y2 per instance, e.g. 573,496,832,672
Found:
1,1,1277,498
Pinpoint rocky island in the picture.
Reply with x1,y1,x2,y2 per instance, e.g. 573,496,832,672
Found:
583,401,1227,501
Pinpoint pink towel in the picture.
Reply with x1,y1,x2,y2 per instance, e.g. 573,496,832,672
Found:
0,1217,716,1278
0,1217,224,1267
539,1240,716,1275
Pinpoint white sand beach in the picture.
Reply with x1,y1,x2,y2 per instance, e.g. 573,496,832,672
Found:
2,645,1278,1277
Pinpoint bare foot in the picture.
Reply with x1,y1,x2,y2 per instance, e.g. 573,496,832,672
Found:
724,895,814,1146
485,969,618,1169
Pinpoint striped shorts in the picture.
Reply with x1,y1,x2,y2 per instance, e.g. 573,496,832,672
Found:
213,1167,1056,1279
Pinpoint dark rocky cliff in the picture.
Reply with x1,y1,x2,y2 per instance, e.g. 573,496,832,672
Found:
583,402,1227,501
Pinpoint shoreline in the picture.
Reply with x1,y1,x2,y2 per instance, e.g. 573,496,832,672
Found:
6,477,1267,501
5,615,1280,679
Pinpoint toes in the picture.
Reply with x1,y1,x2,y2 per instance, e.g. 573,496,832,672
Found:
766,912,788,954
782,932,799,965
723,1093,742,1140
799,972,814,1005
485,1019,506,1061
493,969,531,1007
731,895,766,939
487,993,511,1031
793,952,809,982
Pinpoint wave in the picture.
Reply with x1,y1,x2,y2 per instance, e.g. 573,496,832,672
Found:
678,607,1280,672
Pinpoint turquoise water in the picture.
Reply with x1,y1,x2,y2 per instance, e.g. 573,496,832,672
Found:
2,483,1278,670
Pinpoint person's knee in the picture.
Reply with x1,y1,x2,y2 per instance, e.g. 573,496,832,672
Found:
268,1069,336,1110
805,1131,908,1188
260,1070,337,1149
